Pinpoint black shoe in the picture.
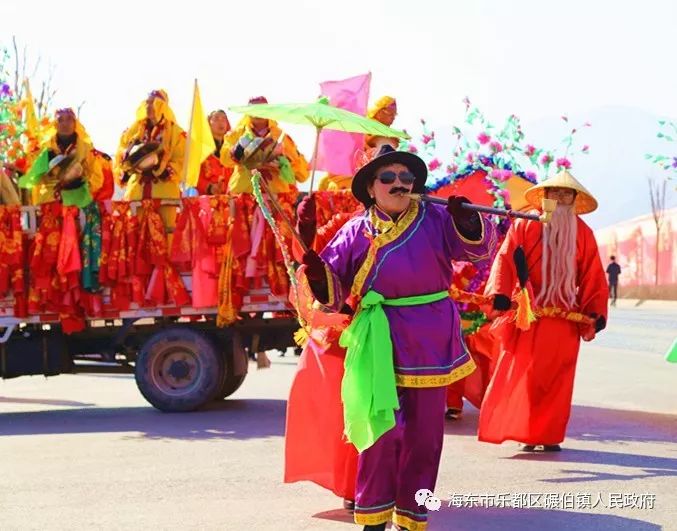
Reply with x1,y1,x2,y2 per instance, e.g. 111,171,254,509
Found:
445,408,463,420
343,499,355,512
543,444,562,452
520,444,536,452
363,525,386,531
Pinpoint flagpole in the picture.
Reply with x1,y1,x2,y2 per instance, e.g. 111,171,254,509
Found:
182,78,198,185
308,125,322,194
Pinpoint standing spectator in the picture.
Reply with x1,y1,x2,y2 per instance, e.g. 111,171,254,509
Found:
606,256,621,306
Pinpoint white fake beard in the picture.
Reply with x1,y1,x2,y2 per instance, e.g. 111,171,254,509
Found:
537,204,578,309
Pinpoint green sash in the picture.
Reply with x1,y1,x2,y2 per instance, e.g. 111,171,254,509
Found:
339,289,449,452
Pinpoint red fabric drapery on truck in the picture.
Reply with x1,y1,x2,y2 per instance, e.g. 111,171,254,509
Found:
27,203,86,334
135,199,190,307
0,205,25,316
99,201,139,310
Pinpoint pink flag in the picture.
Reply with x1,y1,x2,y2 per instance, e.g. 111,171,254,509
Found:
314,72,371,175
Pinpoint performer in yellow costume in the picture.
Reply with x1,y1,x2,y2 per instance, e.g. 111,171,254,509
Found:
29,108,104,207
115,89,185,202
222,96,309,194
221,96,309,369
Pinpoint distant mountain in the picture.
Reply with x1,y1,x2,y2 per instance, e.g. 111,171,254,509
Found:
525,106,677,229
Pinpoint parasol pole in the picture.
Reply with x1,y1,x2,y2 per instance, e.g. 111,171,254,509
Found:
308,125,322,195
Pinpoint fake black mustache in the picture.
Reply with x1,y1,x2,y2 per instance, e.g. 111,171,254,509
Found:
389,186,410,195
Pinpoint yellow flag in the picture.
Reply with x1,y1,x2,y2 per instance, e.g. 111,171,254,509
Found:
183,80,216,188
22,78,39,136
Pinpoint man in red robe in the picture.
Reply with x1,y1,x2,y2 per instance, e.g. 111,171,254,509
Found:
478,170,608,452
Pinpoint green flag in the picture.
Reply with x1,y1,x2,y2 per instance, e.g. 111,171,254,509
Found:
19,149,49,189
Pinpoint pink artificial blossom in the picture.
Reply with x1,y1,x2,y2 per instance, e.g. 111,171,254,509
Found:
462,96,471,109
525,144,536,156
582,145,589,153
408,145,419,154
447,163,459,174
561,115,568,122
466,152,476,163
583,121,592,127
525,171,537,181
556,157,572,169
489,168,511,182
489,141,503,153
540,153,553,165
422,134,433,145
477,132,491,145
428,158,441,171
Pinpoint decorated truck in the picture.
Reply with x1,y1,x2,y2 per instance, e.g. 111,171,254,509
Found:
0,196,313,413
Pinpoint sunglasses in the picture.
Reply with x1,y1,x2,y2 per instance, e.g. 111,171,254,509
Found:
375,170,416,185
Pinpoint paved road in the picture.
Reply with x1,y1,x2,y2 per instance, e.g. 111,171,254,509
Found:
1,301,675,530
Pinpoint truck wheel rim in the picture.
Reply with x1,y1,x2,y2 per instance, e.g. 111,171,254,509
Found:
150,347,202,396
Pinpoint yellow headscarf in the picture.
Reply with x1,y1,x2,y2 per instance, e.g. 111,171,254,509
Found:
134,89,177,124
42,108,92,147
367,96,396,119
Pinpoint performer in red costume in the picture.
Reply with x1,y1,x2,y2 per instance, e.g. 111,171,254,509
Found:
479,170,608,452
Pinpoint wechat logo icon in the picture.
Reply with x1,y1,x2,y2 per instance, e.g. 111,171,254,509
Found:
415,488,442,511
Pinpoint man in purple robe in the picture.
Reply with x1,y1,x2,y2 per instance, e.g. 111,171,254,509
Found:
300,145,497,531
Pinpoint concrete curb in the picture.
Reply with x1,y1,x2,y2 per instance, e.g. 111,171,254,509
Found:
613,299,677,310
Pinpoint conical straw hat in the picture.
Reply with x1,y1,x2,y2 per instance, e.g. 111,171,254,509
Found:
525,170,598,214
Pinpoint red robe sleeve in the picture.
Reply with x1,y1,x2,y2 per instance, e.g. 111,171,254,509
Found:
484,218,526,299
575,219,609,338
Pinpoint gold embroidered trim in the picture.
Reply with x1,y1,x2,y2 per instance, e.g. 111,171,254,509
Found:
350,200,420,299
393,512,428,531
395,357,476,388
354,507,394,525
324,263,335,308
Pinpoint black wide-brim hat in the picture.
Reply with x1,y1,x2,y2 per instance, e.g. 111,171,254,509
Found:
352,145,428,206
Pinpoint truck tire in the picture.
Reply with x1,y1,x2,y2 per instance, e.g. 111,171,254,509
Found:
214,331,249,400
135,327,221,412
